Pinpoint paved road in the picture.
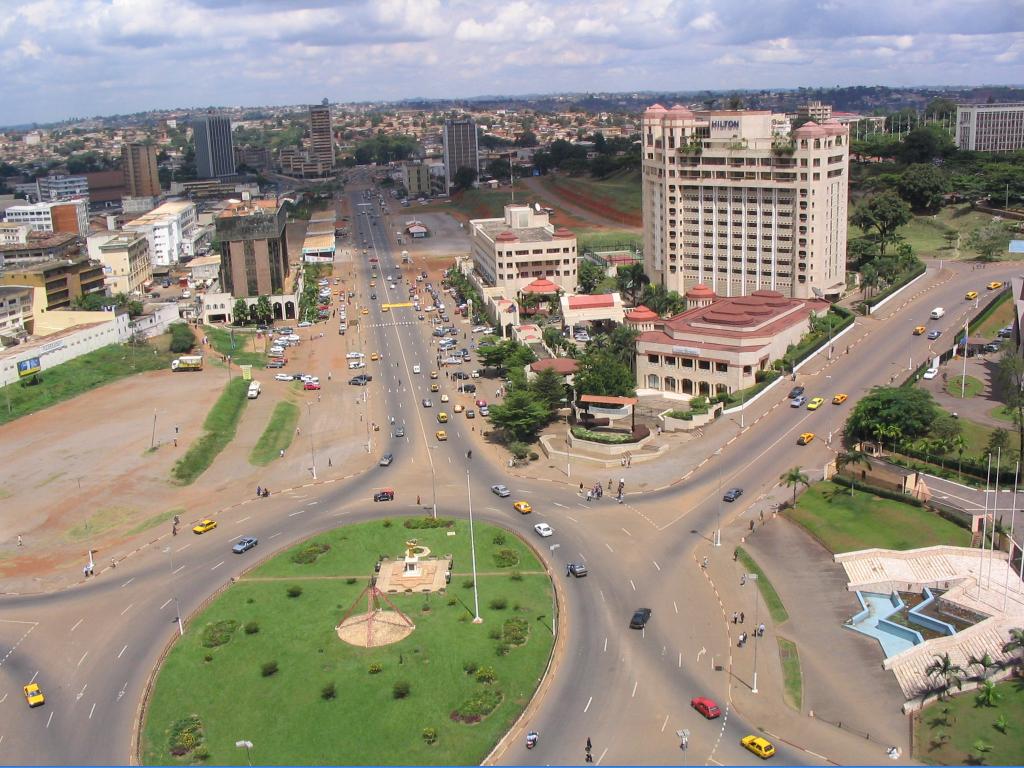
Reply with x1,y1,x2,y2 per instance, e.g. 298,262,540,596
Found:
2,185,1021,766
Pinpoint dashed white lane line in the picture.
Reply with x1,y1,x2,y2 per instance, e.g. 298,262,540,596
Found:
70,618,84,633
120,577,134,588
652,560,661,571
89,702,96,719
29,670,39,683
621,527,632,536
119,603,134,616
45,711,53,728
596,747,608,765
673,601,679,614
554,502,567,508
605,543,614,553
269,531,283,539
172,565,185,575
660,714,670,732
235,516,251,524
160,598,173,610
176,544,191,553
117,644,128,659
309,500,319,506
288,510,305,517
584,695,593,713
630,579,636,591
567,515,578,523
603,637,608,652
211,561,225,571
77,651,88,668
631,680,638,697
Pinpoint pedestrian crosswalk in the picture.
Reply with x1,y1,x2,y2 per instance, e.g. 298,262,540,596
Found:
366,321,418,329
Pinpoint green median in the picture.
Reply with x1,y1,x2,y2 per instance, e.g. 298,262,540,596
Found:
249,401,300,465
171,378,249,485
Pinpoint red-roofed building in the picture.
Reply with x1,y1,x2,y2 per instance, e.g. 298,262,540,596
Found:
521,277,561,295
560,291,625,327
635,290,828,397
529,357,579,384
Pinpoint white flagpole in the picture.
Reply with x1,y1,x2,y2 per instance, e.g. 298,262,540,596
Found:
1003,461,1019,610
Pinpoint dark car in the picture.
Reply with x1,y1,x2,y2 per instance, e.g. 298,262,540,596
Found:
983,342,1002,353
629,608,652,629
373,489,395,502
788,385,805,400
723,487,743,502
462,383,477,393
232,536,258,554
370,293,377,300
379,453,394,467
349,375,372,386
453,371,469,380
567,562,588,577
265,360,285,368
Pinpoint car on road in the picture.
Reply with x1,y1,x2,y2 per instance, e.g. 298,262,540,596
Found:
741,735,776,759
440,394,450,403
913,325,926,335
534,522,554,537
691,697,721,719
274,373,293,381
927,329,942,340
965,290,978,300
23,683,45,707
806,397,824,411
430,383,440,392
787,385,805,399
298,321,312,328
437,412,448,423
373,489,395,502
490,484,511,497
430,370,439,379
984,342,1002,353
466,409,476,419
567,562,588,577
303,381,321,390
923,367,939,380
413,365,421,374
361,308,368,315
370,352,380,361
232,536,258,554
462,383,477,393
513,501,532,514
422,398,433,408
370,293,377,300
394,426,405,437
346,352,365,360
723,487,743,502
435,430,448,441
379,453,394,467
349,375,372,385
988,281,1004,290
475,399,487,408
797,432,815,445
193,519,217,534
790,395,807,408
832,393,848,405
453,403,465,413
479,405,489,416
629,608,652,629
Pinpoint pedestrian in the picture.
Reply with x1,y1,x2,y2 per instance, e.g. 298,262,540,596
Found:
279,448,285,458
317,393,321,402
175,425,179,434
173,437,178,447
18,534,23,547
759,510,765,523
621,457,626,467
567,564,572,576
758,623,765,637
740,574,747,586
328,372,332,381
732,611,738,624
83,564,90,578
749,519,755,532
740,611,745,624
296,426,301,436
586,490,593,502
585,754,593,763
579,482,584,494
608,478,612,490
617,492,623,504
417,495,421,505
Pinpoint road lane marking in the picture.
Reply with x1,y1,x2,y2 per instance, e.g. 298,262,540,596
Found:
621,527,632,536
309,501,319,506
661,715,670,732
70,618,84,633
76,684,87,701
119,603,134,616
30,671,38,683
597,747,607,765
269,532,282,539
117,679,128,702
176,544,191,553
652,560,661,571
567,515,578,523
673,601,679,614
160,597,173,610
603,637,608,652
584,696,593,713
554,502,567,508
599,589,606,603
631,681,638,697
77,651,88,667
577,503,589,509
605,543,614,553
89,702,96,720
120,577,134,587
288,510,305,517
211,561,225,571
117,645,128,659
235,516,251,524
46,711,53,728
518,489,535,494
172,565,185,575
629,579,636,591
0,693,6,703
679,652,683,668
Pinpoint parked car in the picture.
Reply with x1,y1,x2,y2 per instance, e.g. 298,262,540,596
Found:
274,373,293,381
349,375,372,386
923,367,939,380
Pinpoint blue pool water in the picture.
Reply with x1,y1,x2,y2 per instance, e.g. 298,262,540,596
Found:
846,591,919,658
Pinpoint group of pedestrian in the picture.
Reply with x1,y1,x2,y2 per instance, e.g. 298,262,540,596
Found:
731,611,746,624
620,453,632,467
737,632,748,647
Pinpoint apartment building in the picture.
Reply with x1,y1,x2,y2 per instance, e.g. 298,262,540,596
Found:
956,103,1024,153
36,174,90,203
87,230,153,295
0,256,107,311
469,204,578,294
309,104,335,168
401,162,431,198
797,101,832,123
443,117,480,191
0,286,33,337
215,200,289,298
122,143,161,197
123,200,197,266
641,105,849,300
0,231,82,268
193,115,236,178
3,200,89,237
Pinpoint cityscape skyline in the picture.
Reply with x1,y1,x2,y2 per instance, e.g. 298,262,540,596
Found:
2,0,1022,126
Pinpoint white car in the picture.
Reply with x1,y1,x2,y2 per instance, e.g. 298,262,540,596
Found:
346,352,365,360
274,373,293,381
472,326,488,333
269,347,285,356
413,365,421,374
534,523,554,538
923,367,939,380
286,334,301,342
491,484,511,497
471,370,481,378
298,321,313,328
300,375,319,383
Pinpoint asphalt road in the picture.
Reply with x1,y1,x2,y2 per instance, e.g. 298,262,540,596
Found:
1,184,1020,765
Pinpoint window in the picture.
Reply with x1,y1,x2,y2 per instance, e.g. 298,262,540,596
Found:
715,362,727,373
647,354,660,364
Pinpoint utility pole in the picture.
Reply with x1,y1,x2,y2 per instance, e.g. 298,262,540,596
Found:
466,450,482,623
150,409,157,450
748,573,760,693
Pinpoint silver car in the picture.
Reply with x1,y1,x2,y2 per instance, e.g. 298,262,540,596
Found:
491,484,510,497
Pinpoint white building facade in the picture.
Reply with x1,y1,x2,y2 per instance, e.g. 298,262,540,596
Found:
956,103,1024,153
3,200,89,237
123,200,197,267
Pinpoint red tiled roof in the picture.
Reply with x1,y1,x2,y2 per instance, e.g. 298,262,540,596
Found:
686,283,716,299
625,304,658,321
521,277,561,294
530,358,579,375
568,294,614,310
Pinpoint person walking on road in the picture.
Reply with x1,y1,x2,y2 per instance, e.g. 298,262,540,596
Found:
740,611,745,624
732,611,738,624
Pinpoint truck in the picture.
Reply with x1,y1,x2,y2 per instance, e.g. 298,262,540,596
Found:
171,355,204,372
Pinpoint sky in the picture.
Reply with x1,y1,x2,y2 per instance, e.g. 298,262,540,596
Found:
1,0,1023,125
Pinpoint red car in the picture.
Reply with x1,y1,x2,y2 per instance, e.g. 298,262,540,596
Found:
475,399,487,408
691,697,721,719
369,257,378,263
303,382,321,391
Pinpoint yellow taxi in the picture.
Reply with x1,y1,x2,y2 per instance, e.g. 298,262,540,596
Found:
453,403,465,413
988,281,1004,290
741,735,776,760
513,501,533,514
912,325,926,336
430,383,439,392
437,412,448,423
370,352,380,361
192,519,217,534
430,371,439,379
370,280,377,287
435,430,448,441
361,308,369,315
797,432,815,446
382,305,390,312
832,393,848,405
806,397,825,411
965,290,978,300
23,683,45,708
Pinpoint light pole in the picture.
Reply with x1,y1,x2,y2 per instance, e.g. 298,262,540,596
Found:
748,573,760,694
306,402,317,480
565,411,572,478
825,375,833,446
714,448,723,547
466,450,482,623
163,546,184,637
150,408,158,450
234,740,253,766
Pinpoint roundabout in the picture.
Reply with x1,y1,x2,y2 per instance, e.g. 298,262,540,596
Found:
140,517,555,765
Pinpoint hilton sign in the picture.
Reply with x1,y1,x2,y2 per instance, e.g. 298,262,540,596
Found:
710,119,740,131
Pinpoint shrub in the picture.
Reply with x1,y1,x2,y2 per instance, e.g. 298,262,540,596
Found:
403,516,455,529
510,570,523,581
169,323,196,354
192,745,210,761
368,662,383,674
203,654,213,663
422,727,438,745
495,643,510,656
492,532,507,545
321,682,336,700
475,666,497,683
462,660,479,675
462,578,475,589
493,548,519,568
290,542,330,564
503,617,529,646
447,597,457,606
286,585,303,598
450,688,503,723
244,621,259,635
167,715,205,757
571,426,637,444
489,597,508,610
261,661,278,677
382,519,392,528
346,577,357,584
200,619,240,648
508,440,530,460
488,628,502,640
393,681,411,699
529,451,539,461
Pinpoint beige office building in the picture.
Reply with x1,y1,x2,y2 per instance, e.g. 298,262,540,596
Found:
122,143,161,198
641,106,849,300
956,103,1024,153
469,205,578,294
797,101,832,123
89,230,153,295
308,104,335,168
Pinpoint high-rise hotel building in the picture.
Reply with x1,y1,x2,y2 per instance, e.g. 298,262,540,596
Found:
641,105,849,300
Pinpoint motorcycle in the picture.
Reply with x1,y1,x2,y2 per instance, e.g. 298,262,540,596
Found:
526,731,539,750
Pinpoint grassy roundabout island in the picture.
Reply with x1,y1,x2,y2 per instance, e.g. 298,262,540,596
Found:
141,517,555,765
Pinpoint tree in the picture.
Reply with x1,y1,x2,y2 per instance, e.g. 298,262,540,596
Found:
897,164,950,212
530,367,567,413
640,284,686,316
850,191,912,258
993,353,1024,458
615,263,649,305
975,679,1001,708
578,260,605,294
1002,627,1024,665
485,157,511,182
986,427,1010,458
541,326,563,352
603,324,639,368
968,221,1010,262
899,125,954,164
253,295,273,325
968,652,998,680
574,349,635,398
835,450,872,495
780,466,810,505
953,434,968,478
487,388,550,443
168,322,196,354
846,386,937,444
926,97,958,120
452,166,477,192
515,130,538,147
233,299,249,325
925,653,964,700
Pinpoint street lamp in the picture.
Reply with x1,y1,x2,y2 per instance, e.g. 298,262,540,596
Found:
163,546,184,637
306,402,317,480
234,740,253,766
466,450,482,623
714,448,723,547
747,573,760,694
825,375,833,446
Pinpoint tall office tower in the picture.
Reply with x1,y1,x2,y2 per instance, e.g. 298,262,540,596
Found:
193,115,236,178
641,105,849,300
443,117,479,191
956,103,1024,152
215,200,289,298
122,143,161,197
308,104,335,167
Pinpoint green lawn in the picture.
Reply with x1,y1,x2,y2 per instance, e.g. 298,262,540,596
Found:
914,680,1024,765
171,378,250,485
990,405,1016,423
577,229,642,253
204,326,267,367
951,418,997,460
776,637,803,712
946,375,984,398
849,205,1003,261
784,482,971,553
544,170,642,219
972,294,1014,339
249,401,300,466
141,518,555,766
733,547,788,624
0,343,175,425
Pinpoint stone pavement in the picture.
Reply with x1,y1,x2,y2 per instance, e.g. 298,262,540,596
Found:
919,352,1007,428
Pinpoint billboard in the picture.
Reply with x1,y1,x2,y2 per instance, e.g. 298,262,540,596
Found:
17,357,41,378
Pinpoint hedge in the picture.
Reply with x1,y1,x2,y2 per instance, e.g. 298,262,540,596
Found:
778,306,856,371
831,473,924,506
571,426,637,444
862,260,927,310
893,444,1019,486
719,370,781,406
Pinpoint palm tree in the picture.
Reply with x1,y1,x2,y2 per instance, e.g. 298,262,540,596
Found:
1002,627,1024,667
836,449,872,495
616,263,649,306
925,653,964,700
780,466,810,505
934,437,953,470
968,652,998,680
881,424,903,455
953,434,968,479
975,679,1002,708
